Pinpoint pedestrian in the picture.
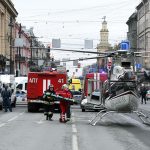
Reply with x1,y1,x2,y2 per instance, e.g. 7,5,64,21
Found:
43,84,55,121
59,84,72,123
66,89,73,121
140,84,147,104
1,84,12,112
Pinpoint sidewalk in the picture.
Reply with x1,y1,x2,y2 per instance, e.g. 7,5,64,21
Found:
139,100,150,112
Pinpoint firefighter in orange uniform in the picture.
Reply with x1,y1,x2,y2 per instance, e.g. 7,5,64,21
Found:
59,84,73,123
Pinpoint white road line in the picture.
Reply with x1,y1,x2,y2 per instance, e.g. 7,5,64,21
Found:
0,123,6,128
19,112,25,116
36,118,45,124
72,134,79,150
72,112,79,150
7,116,18,122
72,124,77,133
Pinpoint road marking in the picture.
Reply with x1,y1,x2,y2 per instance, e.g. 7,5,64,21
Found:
72,112,79,150
0,111,25,128
36,118,45,124
72,134,78,150
7,116,18,122
19,112,25,116
72,124,77,133
0,123,6,128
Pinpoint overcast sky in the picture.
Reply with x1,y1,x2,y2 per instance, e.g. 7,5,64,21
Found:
12,0,141,46
11,0,141,76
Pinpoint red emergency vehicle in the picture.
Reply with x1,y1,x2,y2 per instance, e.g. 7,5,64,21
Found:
82,72,108,99
27,71,67,112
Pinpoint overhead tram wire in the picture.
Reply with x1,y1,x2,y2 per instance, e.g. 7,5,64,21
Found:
18,1,131,19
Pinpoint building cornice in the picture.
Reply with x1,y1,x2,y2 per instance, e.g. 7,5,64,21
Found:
1,0,18,17
136,0,148,10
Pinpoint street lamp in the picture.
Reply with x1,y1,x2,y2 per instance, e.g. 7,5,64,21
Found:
8,17,14,74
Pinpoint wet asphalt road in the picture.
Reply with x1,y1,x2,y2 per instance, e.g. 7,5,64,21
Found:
0,105,150,150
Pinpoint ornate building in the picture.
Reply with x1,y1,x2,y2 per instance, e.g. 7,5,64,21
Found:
0,0,18,74
97,17,111,71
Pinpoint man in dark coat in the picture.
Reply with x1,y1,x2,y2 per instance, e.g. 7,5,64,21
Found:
140,84,147,104
1,84,12,112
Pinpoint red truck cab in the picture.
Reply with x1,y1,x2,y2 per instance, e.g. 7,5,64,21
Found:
27,71,67,112
82,72,108,99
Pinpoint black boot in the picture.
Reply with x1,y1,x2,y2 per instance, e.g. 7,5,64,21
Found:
46,115,48,120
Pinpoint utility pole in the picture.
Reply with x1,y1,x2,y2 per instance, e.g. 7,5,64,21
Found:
9,17,14,74
30,36,33,65
18,24,22,72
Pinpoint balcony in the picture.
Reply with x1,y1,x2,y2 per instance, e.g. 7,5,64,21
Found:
15,54,26,62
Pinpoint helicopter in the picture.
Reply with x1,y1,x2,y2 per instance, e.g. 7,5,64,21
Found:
50,48,150,125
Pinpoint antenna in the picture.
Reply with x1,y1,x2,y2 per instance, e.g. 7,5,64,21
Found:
102,16,106,21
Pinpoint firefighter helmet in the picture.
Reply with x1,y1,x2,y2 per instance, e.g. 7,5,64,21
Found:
49,84,54,88
62,84,68,89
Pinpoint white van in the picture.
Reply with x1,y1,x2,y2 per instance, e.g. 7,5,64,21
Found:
11,77,28,106
15,77,28,93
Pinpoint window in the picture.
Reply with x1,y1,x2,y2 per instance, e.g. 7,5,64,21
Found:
25,83,27,90
16,84,23,90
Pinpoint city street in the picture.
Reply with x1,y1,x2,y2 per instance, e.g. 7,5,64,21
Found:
0,102,150,150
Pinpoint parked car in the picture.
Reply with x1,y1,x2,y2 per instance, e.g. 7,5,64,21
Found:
146,90,150,100
80,91,104,112
11,90,27,106
70,90,82,104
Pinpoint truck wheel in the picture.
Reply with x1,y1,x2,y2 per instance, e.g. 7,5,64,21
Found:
28,104,33,112
0,105,2,110
82,108,85,112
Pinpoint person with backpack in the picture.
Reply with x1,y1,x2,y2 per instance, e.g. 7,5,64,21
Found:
1,84,12,112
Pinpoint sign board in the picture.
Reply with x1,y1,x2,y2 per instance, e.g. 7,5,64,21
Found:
84,39,93,49
73,60,78,66
136,63,142,69
120,40,130,50
52,39,61,48
14,38,24,47
57,66,66,73
6,61,10,65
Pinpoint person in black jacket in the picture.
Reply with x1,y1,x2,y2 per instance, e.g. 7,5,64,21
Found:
43,84,55,120
1,84,12,112
140,84,147,104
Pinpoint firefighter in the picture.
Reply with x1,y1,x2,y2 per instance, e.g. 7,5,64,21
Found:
59,84,72,123
43,84,55,121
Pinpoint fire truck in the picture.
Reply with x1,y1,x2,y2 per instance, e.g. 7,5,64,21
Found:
82,72,108,99
27,71,67,112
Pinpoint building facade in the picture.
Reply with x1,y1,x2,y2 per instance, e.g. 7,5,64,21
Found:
14,24,46,76
136,0,150,69
0,0,18,74
126,12,137,51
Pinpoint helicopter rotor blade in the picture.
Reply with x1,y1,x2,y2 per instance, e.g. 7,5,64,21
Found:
51,48,110,55
53,55,109,63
